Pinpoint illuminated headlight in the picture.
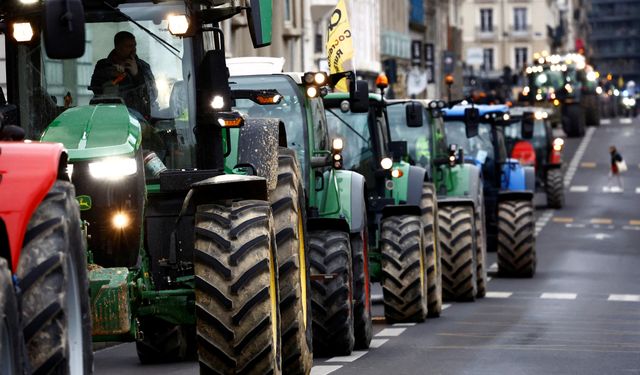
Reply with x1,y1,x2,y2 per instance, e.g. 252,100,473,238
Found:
596,87,603,95
13,22,34,42
332,138,344,152
614,89,620,96
552,137,564,151
391,169,403,178
89,157,137,180
112,212,130,229
167,14,190,36
534,112,544,120
503,114,510,121
211,95,225,109
586,71,597,81
380,157,393,170
564,84,573,93
306,86,319,98
19,0,38,4
629,98,636,107
536,94,543,101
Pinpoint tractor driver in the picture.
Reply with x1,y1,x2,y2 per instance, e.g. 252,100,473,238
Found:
90,31,158,119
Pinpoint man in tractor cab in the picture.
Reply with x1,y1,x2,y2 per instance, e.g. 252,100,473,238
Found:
90,31,157,119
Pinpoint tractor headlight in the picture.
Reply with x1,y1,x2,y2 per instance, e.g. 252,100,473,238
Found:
552,137,564,151
380,157,393,170
112,212,130,229
89,157,137,180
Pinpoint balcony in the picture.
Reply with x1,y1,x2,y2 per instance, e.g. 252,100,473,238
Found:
475,26,498,41
509,25,532,39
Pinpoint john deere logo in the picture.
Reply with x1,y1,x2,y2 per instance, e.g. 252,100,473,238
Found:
77,195,92,211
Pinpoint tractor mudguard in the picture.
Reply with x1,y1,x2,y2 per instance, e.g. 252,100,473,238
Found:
0,142,65,270
41,104,141,161
190,174,270,204
315,170,366,234
498,190,534,202
381,204,421,219
405,165,427,206
437,163,482,206
501,159,535,192
235,118,284,191
545,163,562,170
437,197,475,210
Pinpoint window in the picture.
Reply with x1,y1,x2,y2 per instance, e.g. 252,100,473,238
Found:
482,48,494,71
515,47,528,69
284,0,292,23
480,9,493,32
514,8,527,31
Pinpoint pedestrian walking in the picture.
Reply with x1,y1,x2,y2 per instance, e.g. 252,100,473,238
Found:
608,145,625,191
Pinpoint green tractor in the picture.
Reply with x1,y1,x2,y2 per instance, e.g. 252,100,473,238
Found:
25,0,305,373
323,87,437,322
224,62,372,356
386,99,487,301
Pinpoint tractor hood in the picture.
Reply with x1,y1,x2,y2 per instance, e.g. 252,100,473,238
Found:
41,104,142,162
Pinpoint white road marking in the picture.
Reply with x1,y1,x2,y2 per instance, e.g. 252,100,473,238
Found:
594,233,608,240
636,187,640,194
565,223,586,228
375,328,406,337
620,118,632,124
603,186,623,193
564,127,596,186
392,323,416,327
369,339,388,348
487,276,492,282
311,366,343,375
623,225,640,231
608,294,640,302
601,119,611,125
541,293,577,300
326,351,368,363
442,304,452,310
570,185,589,192
485,291,513,298
535,210,554,236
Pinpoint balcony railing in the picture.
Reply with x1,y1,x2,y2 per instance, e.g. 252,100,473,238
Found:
475,26,498,40
509,25,531,39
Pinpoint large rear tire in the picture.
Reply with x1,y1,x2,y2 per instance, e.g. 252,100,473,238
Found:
497,200,537,277
194,200,281,374
0,258,22,375
475,186,488,299
380,215,427,323
16,180,93,374
270,148,312,374
439,205,477,301
546,168,564,209
421,183,442,318
563,104,586,138
309,230,354,356
136,317,196,363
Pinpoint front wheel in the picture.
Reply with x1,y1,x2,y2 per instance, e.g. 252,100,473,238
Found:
497,200,537,277
421,183,442,318
546,169,565,209
194,200,281,374
17,180,93,374
439,205,477,302
0,258,22,375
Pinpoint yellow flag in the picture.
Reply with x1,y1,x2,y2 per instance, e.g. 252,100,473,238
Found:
326,0,354,92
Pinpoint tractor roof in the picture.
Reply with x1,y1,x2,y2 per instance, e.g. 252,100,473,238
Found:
442,104,509,118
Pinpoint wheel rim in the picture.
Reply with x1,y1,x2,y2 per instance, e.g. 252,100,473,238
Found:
65,254,84,374
1,316,16,375
297,213,308,329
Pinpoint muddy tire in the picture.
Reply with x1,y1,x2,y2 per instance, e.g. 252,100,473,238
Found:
0,258,22,375
497,200,537,278
380,215,427,323
475,190,488,298
421,183,442,318
439,205,477,302
16,180,93,374
194,200,281,374
546,168,564,209
136,317,196,363
351,229,372,349
270,148,312,374
309,230,354,356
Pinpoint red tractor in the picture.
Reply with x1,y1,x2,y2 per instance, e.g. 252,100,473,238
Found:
0,134,93,374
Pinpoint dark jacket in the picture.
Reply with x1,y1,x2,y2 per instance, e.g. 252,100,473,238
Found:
90,50,157,118
611,151,623,173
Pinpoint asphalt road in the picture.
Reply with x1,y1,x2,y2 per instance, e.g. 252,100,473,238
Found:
94,116,640,375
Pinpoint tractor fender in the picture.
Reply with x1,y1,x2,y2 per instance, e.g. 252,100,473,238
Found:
501,159,535,192
235,118,285,191
347,172,367,234
545,163,562,170
190,174,269,206
498,190,534,202
405,165,427,206
0,142,66,271
316,170,367,234
437,197,475,210
381,204,421,219
465,164,483,206
307,217,350,233
524,165,535,191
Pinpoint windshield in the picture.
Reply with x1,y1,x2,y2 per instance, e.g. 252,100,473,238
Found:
326,109,375,173
505,120,547,150
387,104,433,168
19,3,196,169
444,120,494,164
230,75,306,160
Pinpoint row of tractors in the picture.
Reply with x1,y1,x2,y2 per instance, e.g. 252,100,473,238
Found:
0,1,565,375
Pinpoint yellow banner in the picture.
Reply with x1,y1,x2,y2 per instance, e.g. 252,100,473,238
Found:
326,0,354,92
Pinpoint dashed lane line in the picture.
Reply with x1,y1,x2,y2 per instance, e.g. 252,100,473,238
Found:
629,220,640,226
326,351,368,363
602,186,624,193
552,217,574,223
569,185,589,192
541,293,578,300
608,294,640,302
369,339,388,348
601,119,611,125
442,304,452,310
580,162,597,168
485,292,513,298
590,218,613,225
375,328,406,337
392,323,416,327
620,118,633,124
535,210,553,236
564,127,596,187
311,366,343,375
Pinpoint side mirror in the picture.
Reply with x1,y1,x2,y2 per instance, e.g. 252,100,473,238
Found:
43,0,86,59
349,80,370,113
464,107,480,138
521,112,535,139
246,0,273,48
405,102,424,127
